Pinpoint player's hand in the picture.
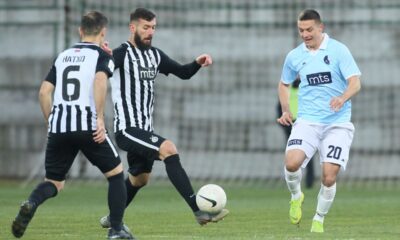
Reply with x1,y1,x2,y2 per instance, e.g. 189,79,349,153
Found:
277,111,293,126
330,96,345,112
93,118,106,143
196,54,212,67
101,41,112,56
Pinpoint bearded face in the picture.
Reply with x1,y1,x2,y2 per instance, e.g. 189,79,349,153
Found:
130,18,156,50
134,32,152,50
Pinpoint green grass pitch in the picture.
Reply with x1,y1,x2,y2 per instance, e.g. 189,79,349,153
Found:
0,180,399,239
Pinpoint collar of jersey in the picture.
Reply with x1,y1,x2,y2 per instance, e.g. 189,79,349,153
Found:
77,41,99,46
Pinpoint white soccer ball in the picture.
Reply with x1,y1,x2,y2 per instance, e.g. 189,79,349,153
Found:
196,184,227,214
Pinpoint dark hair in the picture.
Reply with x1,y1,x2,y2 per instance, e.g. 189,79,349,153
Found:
130,8,156,22
80,11,108,36
298,9,322,23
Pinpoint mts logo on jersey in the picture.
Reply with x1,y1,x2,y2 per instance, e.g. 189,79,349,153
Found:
139,65,157,81
306,72,332,86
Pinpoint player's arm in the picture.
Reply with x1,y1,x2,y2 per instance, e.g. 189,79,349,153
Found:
277,81,293,126
277,53,297,126
93,71,108,143
330,75,361,112
158,49,211,79
39,64,56,125
38,81,55,125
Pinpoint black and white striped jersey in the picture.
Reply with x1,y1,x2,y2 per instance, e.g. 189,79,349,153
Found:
111,41,201,132
45,42,114,133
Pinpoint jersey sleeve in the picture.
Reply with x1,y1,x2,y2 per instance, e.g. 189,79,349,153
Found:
280,53,298,84
338,45,361,79
157,48,201,79
96,51,115,77
44,64,56,85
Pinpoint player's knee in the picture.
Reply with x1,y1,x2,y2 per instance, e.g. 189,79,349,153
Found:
159,140,178,160
131,178,148,187
285,158,301,172
285,163,300,172
321,175,336,187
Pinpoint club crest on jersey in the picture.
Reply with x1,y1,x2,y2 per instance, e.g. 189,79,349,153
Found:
306,72,332,86
139,65,157,81
288,139,302,146
324,55,330,65
150,135,159,143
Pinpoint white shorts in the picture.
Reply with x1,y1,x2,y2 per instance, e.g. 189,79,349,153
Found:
286,119,355,170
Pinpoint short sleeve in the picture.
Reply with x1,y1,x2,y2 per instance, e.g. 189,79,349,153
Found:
96,52,115,77
338,45,361,79
280,53,297,84
44,64,56,85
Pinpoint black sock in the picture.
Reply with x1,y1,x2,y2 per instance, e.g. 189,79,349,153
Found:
125,177,142,207
107,172,127,231
164,154,199,212
28,181,58,206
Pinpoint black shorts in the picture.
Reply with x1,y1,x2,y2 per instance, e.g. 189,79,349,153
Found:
115,127,165,176
45,132,121,181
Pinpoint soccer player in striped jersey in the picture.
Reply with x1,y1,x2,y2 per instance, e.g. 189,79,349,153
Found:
11,11,134,239
277,9,361,233
99,8,228,228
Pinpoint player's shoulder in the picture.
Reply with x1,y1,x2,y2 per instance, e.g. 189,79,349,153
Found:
112,42,130,61
285,43,304,61
97,47,113,61
113,42,129,54
326,37,350,52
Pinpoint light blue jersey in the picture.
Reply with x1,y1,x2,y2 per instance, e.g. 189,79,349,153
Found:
281,34,361,124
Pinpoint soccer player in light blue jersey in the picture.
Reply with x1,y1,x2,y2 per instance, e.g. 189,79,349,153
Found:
277,9,361,233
